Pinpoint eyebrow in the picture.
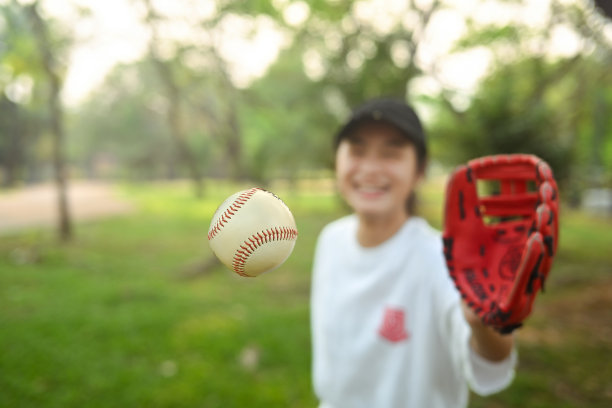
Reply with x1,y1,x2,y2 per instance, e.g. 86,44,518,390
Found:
386,136,409,147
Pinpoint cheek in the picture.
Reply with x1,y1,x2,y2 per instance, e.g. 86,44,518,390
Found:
392,161,421,190
336,163,353,195
335,149,354,181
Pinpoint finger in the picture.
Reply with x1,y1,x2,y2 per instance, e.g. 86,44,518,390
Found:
461,300,482,327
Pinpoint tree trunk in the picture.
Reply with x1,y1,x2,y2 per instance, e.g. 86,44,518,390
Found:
27,2,72,241
0,96,23,188
161,67,204,198
143,0,204,198
225,103,244,180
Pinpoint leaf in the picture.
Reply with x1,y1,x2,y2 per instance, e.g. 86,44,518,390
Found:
454,24,522,50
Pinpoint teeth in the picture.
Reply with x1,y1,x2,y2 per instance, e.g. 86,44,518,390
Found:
359,186,384,192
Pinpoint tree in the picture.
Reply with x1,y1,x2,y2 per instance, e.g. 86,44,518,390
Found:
426,0,612,203
68,62,174,181
0,1,39,187
141,0,206,198
431,58,574,183
281,0,446,112
0,95,28,187
240,43,338,184
131,0,275,195
25,0,73,241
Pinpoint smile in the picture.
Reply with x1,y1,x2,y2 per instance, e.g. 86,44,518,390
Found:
354,184,389,198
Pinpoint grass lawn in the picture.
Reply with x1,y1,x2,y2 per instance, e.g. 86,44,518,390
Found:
0,179,611,407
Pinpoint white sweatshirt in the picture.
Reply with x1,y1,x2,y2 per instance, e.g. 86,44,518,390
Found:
311,215,516,408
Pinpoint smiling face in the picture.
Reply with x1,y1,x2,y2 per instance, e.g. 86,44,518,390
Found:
335,121,424,225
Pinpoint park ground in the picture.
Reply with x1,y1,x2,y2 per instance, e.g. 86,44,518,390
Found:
0,181,135,235
0,179,611,407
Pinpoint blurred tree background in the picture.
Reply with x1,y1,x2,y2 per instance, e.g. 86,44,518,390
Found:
1,0,612,407
2,0,610,204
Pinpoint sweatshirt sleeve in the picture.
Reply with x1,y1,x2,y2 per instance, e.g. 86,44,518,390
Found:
431,236,516,396
445,302,517,396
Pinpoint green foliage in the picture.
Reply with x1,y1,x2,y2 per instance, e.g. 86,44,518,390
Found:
241,45,337,182
68,62,173,179
3,0,611,202
0,1,74,187
299,7,423,108
222,0,282,20
0,95,28,185
431,0,612,197
455,24,522,49
429,55,612,191
0,2,41,79
0,3,40,185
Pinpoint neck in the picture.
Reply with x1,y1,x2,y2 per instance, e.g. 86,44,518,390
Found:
357,212,410,247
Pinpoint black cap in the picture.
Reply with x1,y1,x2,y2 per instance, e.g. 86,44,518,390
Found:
334,98,427,159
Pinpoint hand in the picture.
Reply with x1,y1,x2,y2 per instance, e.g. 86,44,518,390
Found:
461,300,482,327
461,301,514,362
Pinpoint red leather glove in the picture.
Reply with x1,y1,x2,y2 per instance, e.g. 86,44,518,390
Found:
443,154,559,334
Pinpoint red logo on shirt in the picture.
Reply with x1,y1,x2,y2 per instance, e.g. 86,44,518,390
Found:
378,307,410,343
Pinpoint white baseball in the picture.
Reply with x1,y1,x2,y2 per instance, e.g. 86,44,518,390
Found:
207,188,298,277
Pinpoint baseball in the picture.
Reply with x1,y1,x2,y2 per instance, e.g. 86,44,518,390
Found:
207,188,298,277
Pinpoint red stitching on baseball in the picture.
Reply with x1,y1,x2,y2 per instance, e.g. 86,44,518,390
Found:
208,188,260,240
232,227,298,276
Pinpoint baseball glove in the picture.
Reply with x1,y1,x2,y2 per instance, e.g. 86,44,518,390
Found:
442,154,559,334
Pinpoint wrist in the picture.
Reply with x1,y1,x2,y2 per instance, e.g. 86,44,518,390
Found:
469,323,514,362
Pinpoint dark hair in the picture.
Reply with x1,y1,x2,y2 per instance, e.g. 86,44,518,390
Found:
334,99,429,216
334,98,427,161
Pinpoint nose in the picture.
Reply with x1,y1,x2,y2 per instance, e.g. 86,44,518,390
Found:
357,152,383,174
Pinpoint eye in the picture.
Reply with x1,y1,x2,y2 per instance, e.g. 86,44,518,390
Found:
349,143,366,157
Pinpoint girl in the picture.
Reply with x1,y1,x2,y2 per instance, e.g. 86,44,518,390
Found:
311,98,516,408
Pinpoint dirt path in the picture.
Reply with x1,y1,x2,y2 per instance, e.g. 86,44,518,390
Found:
0,181,135,235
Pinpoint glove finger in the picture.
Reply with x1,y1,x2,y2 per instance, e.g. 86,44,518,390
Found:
540,180,560,253
496,231,545,324
444,165,483,227
539,181,556,205
535,203,555,289
536,160,554,183
536,203,554,256
443,167,488,319
443,165,486,270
